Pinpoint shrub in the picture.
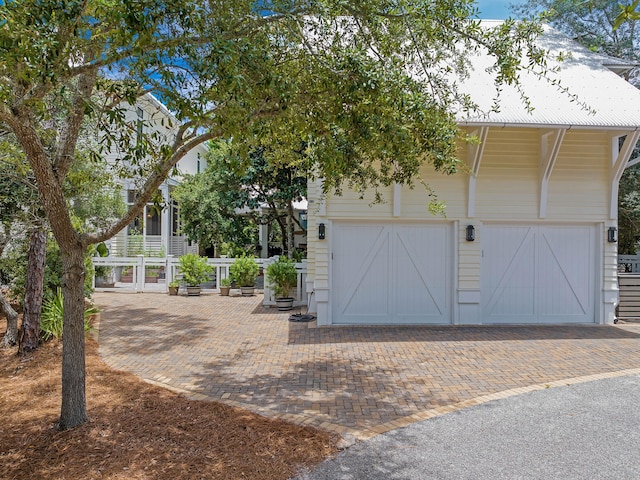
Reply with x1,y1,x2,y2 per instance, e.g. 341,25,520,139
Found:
230,256,259,287
178,253,213,286
40,288,98,341
266,256,298,298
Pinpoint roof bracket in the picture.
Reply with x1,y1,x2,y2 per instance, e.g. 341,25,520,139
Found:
539,128,566,218
467,127,489,218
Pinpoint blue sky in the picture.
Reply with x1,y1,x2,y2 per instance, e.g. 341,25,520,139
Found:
475,0,528,19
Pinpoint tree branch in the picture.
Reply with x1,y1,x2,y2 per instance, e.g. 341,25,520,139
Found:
54,69,99,180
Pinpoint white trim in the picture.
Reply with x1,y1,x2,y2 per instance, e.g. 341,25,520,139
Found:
460,122,640,131
626,156,640,169
467,127,488,218
393,183,401,217
610,131,640,219
539,128,566,218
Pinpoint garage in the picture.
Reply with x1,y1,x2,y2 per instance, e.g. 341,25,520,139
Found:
481,224,597,324
331,223,453,324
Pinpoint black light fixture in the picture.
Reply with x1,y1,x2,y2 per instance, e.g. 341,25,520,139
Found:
608,226,617,243
466,225,475,242
318,223,326,240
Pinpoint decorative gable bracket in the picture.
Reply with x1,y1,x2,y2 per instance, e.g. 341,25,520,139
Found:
611,131,640,220
467,127,489,218
539,128,566,218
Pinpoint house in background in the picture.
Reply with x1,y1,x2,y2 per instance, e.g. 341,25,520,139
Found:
105,94,208,258
305,24,640,326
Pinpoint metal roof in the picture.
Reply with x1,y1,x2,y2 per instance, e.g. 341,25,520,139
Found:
457,23,640,130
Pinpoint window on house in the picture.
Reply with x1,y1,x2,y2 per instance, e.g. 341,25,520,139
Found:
171,201,180,236
146,207,161,236
136,106,144,140
128,213,142,235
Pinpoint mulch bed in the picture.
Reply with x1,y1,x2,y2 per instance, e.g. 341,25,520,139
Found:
0,331,338,479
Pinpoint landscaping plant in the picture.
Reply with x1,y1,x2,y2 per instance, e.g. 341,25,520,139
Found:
178,253,213,287
266,256,297,298
40,288,98,341
230,256,259,287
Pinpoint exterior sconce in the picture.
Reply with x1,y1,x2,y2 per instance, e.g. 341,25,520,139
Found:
318,223,326,240
466,225,475,242
608,226,617,243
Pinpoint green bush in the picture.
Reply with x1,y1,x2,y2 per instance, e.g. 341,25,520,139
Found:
0,234,95,307
266,256,297,298
230,255,259,287
40,288,98,341
178,253,213,286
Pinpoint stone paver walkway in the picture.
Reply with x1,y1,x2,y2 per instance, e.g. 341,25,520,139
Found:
95,292,640,441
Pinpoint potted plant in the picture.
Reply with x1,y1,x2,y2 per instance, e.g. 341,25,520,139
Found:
219,277,231,296
95,265,115,288
230,255,259,296
266,256,298,310
120,266,133,283
168,280,180,296
178,253,213,296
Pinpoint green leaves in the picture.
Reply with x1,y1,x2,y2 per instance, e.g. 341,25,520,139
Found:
614,0,640,30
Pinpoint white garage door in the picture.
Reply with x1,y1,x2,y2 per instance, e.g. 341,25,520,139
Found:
481,225,596,324
332,223,452,324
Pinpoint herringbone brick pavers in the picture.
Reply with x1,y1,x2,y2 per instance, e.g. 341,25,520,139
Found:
95,292,640,440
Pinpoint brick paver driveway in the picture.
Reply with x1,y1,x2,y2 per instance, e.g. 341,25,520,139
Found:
95,292,640,440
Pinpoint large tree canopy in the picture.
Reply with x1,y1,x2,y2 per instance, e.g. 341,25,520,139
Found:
172,142,307,255
0,0,553,429
514,0,640,81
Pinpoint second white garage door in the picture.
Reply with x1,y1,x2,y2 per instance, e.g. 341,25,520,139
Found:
331,223,452,325
481,224,597,324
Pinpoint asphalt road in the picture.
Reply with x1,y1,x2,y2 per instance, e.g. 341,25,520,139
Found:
295,374,640,480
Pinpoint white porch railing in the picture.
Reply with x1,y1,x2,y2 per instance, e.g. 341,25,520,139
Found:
262,258,308,307
619,254,640,273
109,235,195,257
92,255,308,306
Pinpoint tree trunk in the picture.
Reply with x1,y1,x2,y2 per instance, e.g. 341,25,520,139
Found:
1,290,18,347
275,217,288,255
19,228,46,354
58,245,89,430
0,224,18,347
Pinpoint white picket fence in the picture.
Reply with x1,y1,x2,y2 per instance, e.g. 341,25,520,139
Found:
92,255,308,307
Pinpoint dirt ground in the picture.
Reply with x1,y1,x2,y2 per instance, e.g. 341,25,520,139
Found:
0,328,338,480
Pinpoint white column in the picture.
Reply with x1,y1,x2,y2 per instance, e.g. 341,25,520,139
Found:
259,223,269,258
160,184,171,256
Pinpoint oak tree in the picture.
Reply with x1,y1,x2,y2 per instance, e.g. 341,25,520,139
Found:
0,0,551,429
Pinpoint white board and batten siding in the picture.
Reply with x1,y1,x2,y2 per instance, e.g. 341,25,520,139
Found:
481,224,597,324
307,126,619,326
331,223,452,325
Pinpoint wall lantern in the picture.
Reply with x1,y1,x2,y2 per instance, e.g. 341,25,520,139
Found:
466,225,475,242
608,226,617,243
318,223,326,240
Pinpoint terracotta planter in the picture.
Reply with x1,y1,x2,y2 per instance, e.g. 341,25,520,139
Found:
220,286,231,296
275,297,294,311
168,286,180,296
